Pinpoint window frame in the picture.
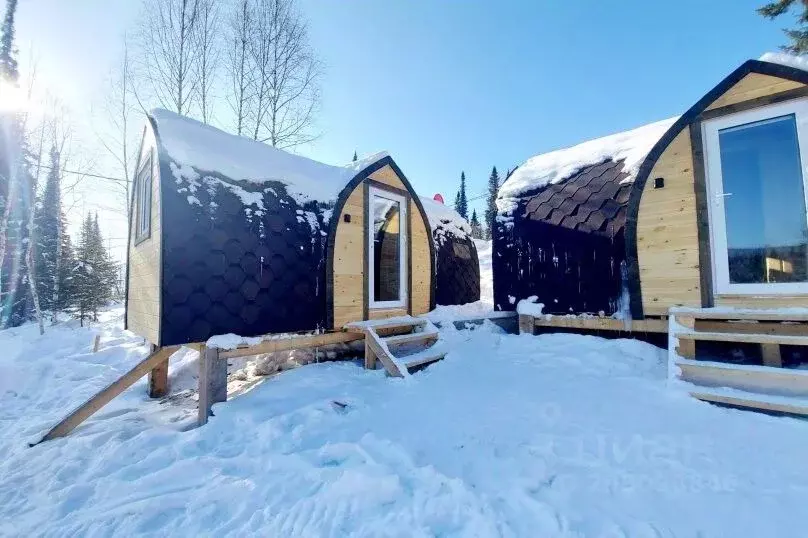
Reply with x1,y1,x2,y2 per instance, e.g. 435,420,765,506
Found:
703,98,808,296
367,186,408,309
134,150,153,245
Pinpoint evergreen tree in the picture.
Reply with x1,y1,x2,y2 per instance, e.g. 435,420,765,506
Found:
72,213,115,324
484,166,500,240
454,171,468,220
0,0,18,81
34,147,64,312
56,221,76,312
470,209,482,239
758,0,808,54
352,150,357,162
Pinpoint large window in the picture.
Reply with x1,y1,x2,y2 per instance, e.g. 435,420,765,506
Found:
368,187,407,308
704,100,808,295
134,151,153,244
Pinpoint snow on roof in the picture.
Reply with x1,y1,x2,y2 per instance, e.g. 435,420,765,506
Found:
759,51,808,73
419,196,471,241
150,109,387,205
497,117,677,216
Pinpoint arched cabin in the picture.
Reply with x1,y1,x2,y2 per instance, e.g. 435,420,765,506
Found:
420,196,481,306
495,54,808,412
495,54,808,321
126,109,457,347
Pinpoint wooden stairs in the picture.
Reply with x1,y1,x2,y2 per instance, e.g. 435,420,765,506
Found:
669,308,808,416
345,317,447,377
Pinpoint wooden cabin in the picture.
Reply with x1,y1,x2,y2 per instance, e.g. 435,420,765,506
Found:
125,110,478,348
420,196,480,306
495,54,808,414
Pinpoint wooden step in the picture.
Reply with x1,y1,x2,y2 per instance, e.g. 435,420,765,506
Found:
674,331,808,346
690,390,808,416
383,331,439,347
403,348,447,369
676,359,808,397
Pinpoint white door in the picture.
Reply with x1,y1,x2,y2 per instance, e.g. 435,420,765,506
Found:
703,99,808,296
368,187,407,309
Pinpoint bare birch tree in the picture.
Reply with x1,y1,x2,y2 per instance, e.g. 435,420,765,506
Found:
226,0,252,136
138,0,202,115
195,0,219,124
97,41,138,216
248,0,321,148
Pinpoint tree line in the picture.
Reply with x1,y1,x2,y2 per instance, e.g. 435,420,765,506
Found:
0,0,116,331
450,166,513,241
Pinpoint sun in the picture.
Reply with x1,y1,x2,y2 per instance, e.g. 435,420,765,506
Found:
0,78,29,113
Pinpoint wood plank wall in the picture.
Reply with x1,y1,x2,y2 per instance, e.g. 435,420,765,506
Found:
332,165,432,328
636,73,808,315
126,128,162,345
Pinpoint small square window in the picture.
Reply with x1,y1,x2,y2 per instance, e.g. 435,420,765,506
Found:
134,152,153,244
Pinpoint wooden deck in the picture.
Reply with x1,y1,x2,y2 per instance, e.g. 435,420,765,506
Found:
669,309,808,416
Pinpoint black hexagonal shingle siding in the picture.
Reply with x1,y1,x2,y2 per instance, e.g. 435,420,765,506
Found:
433,231,480,306
493,159,630,315
159,169,329,346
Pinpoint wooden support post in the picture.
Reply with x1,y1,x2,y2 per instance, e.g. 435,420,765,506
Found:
364,336,376,370
518,314,534,335
675,315,696,359
148,357,169,398
198,346,227,426
146,344,169,398
761,343,783,368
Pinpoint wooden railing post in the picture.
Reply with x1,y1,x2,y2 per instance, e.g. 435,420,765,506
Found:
518,314,535,335
198,346,227,426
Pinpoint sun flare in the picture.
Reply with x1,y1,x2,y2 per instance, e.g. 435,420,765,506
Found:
0,79,29,113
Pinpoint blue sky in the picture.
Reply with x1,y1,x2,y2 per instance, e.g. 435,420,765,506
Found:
14,0,791,249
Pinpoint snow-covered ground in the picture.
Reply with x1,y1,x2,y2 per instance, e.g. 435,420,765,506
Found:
427,239,495,323
4,305,808,536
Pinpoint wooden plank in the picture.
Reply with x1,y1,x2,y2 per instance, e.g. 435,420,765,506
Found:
716,295,808,311
198,346,227,426
699,85,808,121
404,350,447,369
148,358,169,398
383,331,439,347
674,315,696,359
695,320,808,337
344,318,425,334
36,346,179,444
364,338,376,370
761,343,783,368
675,331,808,345
677,360,808,396
365,331,404,377
672,310,808,322
532,316,667,333
218,331,363,359
518,314,534,335
690,391,808,416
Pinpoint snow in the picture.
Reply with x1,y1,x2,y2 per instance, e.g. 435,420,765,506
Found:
497,117,677,216
517,295,545,317
759,51,808,73
426,239,495,323
419,196,471,245
151,109,387,205
8,306,808,535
